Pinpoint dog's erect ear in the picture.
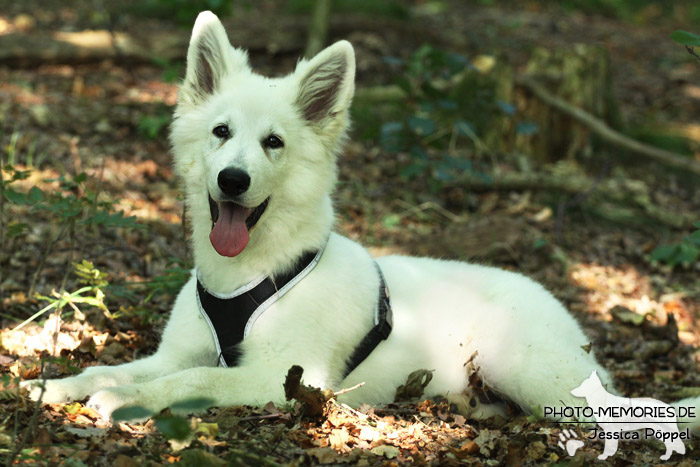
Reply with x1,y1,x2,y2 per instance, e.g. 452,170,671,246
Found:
295,41,355,124
181,11,248,105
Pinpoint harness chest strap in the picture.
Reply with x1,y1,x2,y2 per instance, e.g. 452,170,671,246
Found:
195,249,393,378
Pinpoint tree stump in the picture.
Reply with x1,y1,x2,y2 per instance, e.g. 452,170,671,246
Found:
515,44,618,162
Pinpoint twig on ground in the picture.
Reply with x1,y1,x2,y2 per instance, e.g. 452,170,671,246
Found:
515,75,700,176
334,382,365,396
394,200,462,224
283,365,334,417
239,413,286,423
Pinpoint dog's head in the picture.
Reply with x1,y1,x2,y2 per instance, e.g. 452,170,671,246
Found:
170,11,355,259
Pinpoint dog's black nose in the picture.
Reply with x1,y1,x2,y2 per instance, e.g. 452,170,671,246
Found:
218,168,250,197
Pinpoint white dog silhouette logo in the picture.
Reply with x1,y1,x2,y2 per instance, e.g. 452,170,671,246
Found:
570,370,686,461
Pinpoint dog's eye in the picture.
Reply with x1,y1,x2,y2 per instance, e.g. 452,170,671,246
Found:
213,125,230,139
263,135,284,149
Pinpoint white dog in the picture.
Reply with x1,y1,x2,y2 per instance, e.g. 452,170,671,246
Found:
23,12,700,433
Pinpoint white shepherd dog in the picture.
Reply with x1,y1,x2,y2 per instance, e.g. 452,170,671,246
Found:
23,12,700,436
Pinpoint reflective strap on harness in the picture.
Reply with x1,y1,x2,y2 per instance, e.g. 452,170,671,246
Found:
196,249,393,376
196,247,324,367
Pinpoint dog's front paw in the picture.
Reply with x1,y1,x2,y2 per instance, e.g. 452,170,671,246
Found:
87,386,149,421
20,378,87,404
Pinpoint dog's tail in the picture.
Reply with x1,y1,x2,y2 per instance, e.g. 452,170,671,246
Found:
673,397,700,432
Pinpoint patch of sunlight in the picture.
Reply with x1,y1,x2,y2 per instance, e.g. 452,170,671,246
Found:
52,30,134,52
0,16,14,35
118,80,178,106
570,262,698,345
0,82,46,105
1,313,98,358
114,196,181,224
683,84,700,100
367,245,409,258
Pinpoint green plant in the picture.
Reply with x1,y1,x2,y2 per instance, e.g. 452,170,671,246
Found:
670,30,700,47
650,222,700,267
377,45,527,188
14,261,111,332
152,57,185,83
138,113,171,139
142,259,192,302
671,30,700,61
1,163,140,306
109,257,191,325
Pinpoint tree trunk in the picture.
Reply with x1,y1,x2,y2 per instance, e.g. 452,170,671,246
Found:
515,44,617,162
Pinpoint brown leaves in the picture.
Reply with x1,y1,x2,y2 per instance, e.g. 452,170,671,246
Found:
283,365,335,417
394,369,433,402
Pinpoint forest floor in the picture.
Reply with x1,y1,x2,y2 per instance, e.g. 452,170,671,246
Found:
0,1,699,465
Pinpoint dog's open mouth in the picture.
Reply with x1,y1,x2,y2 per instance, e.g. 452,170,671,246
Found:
208,195,269,257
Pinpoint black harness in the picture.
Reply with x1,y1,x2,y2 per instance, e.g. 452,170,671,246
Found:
196,247,393,379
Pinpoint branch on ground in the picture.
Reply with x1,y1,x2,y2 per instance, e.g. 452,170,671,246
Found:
516,76,700,177
283,365,334,417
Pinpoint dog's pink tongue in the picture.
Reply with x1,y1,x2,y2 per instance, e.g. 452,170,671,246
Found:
209,202,250,257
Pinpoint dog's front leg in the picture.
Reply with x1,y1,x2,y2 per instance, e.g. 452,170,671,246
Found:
22,353,186,404
23,277,216,404
87,365,286,420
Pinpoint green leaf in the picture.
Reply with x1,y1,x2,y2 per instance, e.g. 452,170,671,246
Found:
379,121,406,153
434,168,454,181
516,121,539,135
407,116,436,136
689,230,700,244
10,168,31,181
6,222,29,238
27,186,44,204
409,145,428,162
155,415,191,440
4,188,28,204
676,242,700,264
650,244,676,262
533,238,548,249
399,163,425,180
497,101,516,116
437,99,458,111
383,214,401,228
112,405,153,422
670,30,700,47
170,397,215,412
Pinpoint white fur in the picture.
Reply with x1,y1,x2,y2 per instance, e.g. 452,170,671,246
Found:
23,12,700,432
